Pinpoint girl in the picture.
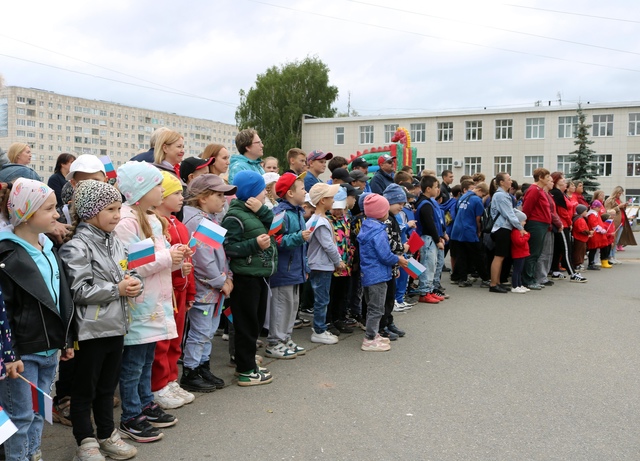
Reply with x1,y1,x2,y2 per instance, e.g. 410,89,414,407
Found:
114,162,186,443
60,180,141,461
181,174,236,392
510,209,530,293
262,156,279,173
262,172,280,210
0,291,22,381
0,178,74,461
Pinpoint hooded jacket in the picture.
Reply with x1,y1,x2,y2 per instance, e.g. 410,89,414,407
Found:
357,218,400,287
369,170,394,195
228,154,265,184
270,200,308,287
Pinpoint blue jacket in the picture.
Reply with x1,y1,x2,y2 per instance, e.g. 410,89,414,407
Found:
357,218,399,287
228,154,264,183
369,170,394,195
130,148,155,163
269,200,309,287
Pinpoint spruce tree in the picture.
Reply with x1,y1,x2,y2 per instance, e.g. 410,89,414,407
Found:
569,104,600,200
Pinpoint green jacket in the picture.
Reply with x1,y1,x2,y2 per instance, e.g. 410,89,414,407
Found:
221,199,277,277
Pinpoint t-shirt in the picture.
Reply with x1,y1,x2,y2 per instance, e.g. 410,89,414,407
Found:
450,191,484,242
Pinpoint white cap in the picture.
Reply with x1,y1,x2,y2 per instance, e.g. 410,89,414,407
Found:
304,192,313,205
332,186,347,209
262,172,280,185
66,154,106,180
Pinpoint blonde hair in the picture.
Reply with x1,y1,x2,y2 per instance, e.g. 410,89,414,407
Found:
262,156,278,168
149,127,170,148
129,205,168,241
7,142,28,163
265,182,278,205
611,186,624,198
474,182,489,196
184,189,216,209
154,130,183,164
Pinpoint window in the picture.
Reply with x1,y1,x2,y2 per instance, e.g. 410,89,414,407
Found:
593,114,613,137
410,123,426,143
493,156,512,176
556,155,575,176
437,122,453,142
436,157,453,176
384,124,399,143
629,113,640,136
415,157,426,173
463,157,481,175
495,119,513,140
465,121,482,141
16,108,25,115
16,130,26,137
359,125,374,144
593,154,612,177
627,154,640,176
558,116,578,138
16,119,26,126
525,118,545,139
524,155,544,177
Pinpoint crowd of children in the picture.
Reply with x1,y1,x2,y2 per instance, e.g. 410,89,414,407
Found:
0,130,634,460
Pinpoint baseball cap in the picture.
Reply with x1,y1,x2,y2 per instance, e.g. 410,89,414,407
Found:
180,156,213,184
308,183,340,206
332,186,347,209
262,172,280,185
349,170,368,183
307,150,333,162
331,168,351,183
377,154,396,167
66,154,106,180
187,173,237,197
340,183,360,198
275,172,305,198
351,157,370,169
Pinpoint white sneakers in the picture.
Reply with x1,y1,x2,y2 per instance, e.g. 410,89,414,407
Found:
154,381,195,409
265,342,298,359
74,438,105,461
511,286,528,293
311,330,339,345
361,336,391,352
393,301,412,312
168,381,195,404
97,429,137,460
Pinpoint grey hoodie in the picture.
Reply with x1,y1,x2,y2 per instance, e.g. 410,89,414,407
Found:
306,214,341,271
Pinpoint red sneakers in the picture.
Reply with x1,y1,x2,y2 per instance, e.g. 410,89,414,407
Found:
418,293,440,304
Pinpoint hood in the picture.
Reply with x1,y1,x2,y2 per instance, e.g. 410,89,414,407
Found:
182,205,214,226
358,218,386,245
0,230,53,258
273,199,303,215
230,154,262,168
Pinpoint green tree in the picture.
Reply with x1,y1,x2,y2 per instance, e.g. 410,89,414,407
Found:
235,57,339,167
569,104,600,200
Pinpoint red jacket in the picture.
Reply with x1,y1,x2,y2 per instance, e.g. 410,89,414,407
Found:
511,228,530,259
586,211,608,250
165,215,196,302
572,216,590,243
522,185,552,224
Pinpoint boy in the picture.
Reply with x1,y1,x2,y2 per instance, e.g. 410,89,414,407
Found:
266,173,311,359
306,183,346,344
572,204,591,271
304,150,333,192
285,148,307,176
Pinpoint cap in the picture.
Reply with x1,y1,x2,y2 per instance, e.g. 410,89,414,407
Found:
304,192,313,206
308,183,340,206
180,156,213,184
262,172,280,185
331,168,351,183
66,154,106,180
332,186,347,209
340,183,360,197
275,172,305,198
187,173,237,197
351,157,370,170
377,154,396,167
349,170,368,184
307,150,333,162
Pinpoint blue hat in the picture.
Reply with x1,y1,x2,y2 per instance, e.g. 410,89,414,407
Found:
358,192,372,211
116,161,163,205
383,183,406,205
233,170,266,201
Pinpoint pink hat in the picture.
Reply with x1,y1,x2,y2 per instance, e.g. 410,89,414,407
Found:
591,200,603,209
363,194,389,220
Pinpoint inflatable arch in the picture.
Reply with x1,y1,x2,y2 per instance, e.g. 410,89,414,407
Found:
346,127,418,177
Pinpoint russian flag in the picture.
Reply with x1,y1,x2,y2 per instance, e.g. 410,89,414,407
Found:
128,238,156,269
30,383,53,425
306,215,320,232
403,257,427,279
268,211,285,236
214,294,225,317
0,406,17,444
223,306,233,324
99,156,117,180
192,219,227,249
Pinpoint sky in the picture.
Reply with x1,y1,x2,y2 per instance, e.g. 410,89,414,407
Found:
2,0,639,124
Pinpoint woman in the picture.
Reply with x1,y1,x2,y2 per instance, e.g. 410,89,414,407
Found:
604,186,627,262
572,181,589,207
0,143,42,183
47,153,76,207
153,130,185,178
488,173,524,293
7,143,32,166
201,144,231,179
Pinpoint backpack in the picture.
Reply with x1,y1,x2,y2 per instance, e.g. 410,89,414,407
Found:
481,206,497,234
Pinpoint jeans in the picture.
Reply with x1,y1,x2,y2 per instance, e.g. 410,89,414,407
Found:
395,264,409,303
309,270,332,333
417,236,437,294
363,282,387,340
0,353,58,461
434,247,445,289
119,342,155,422
182,303,221,370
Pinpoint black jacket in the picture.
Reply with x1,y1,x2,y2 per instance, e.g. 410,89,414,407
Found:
0,240,74,358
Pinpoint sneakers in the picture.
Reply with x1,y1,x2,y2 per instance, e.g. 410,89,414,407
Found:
379,329,399,341
361,336,391,352
433,289,449,299
430,291,445,301
609,258,621,265
141,403,178,428
265,342,298,359
511,286,527,294
458,280,473,287
551,272,567,279
221,333,229,341
153,384,185,410
542,280,555,286
570,273,588,283
53,395,72,426
198,362,225,389
403,296,419,306
98,429,137,460
119,415,163,443
334,320,354,333
386,323,406,337
168,381,195,404
294,318,311,328
480,280,491,288
587,264,600,271
418,293,440,304
525,283,543,290
393,301,412,312
180,367,217,393
285,339,306,356
300,307,314,315
74,438,105,461
237,369,273,387
311,329,339,344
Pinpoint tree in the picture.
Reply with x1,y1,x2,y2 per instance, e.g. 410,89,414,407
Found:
235,57,339,166
569,104,600,200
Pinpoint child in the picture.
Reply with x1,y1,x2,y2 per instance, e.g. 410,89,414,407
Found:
152,173,197,406
586,201,610,270
60,180,142,460
262,172,280,210
572,204,591,271
357,194,408,352
0,291,22,381
285,148,307,176
306,183,346,345
0,178,74,461
222,171,277,386
266,173,310,359
510,209,530,293
181,174,236,391
262,156,279,173
114,162,187,442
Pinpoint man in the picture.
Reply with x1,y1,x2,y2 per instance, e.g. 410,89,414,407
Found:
370,154,395,195
228,128,264,183
284,147,307,175
351,157,370,174
304,150,333,192
131,127,170,163
440,170,454,202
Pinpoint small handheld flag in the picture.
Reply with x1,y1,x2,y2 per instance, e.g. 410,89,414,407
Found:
403,257,427,279
407,231,424,253
306,215,320,232
128,238,156,269
191,219,227,249
268,212,285,236
223,306,233,324
214,294,225,317
0,406,18,444
99,156,117,180
18,374,53,425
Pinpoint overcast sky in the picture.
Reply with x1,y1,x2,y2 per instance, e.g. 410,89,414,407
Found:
2,0,639,124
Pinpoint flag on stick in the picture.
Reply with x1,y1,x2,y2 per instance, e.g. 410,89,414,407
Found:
99,156,117,180
214,294,225,317
306,215,320,232
17,374,53,425
128,238,155,269
403,257,427,279
223,306,233,324
268,212,285,236
190,219,227,249
0,406,17,444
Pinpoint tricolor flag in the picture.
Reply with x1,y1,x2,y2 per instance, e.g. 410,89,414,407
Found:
99,156,117,180
407,231,424,253
223,306,233,324
268,212,285,236
190,219,227,249
0,406,17,444
306,214,320,232
128,238,156,269
403,257,427,279
30,382,53,425
214,294,225,317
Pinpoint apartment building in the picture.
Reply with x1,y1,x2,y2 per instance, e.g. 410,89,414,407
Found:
301,102,640,200
0,86,238,181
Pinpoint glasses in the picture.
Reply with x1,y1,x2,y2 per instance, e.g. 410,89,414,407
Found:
252,140,263,145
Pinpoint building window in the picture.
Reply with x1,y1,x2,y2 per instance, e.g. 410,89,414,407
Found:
410,123,426,143
415,157,426,173
464,157,481,176
437,122,453,142
627,154,640,176
524,155,544,177
384,124,399,143
359,125,374,144
525,118,545,139
465,120,482,141
495,119,513,140
558,116,578,138
493,156,512,176
556,155,575,176
593,114,613,137
629,113,640,136
436,157,453,176
593,154,612,177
